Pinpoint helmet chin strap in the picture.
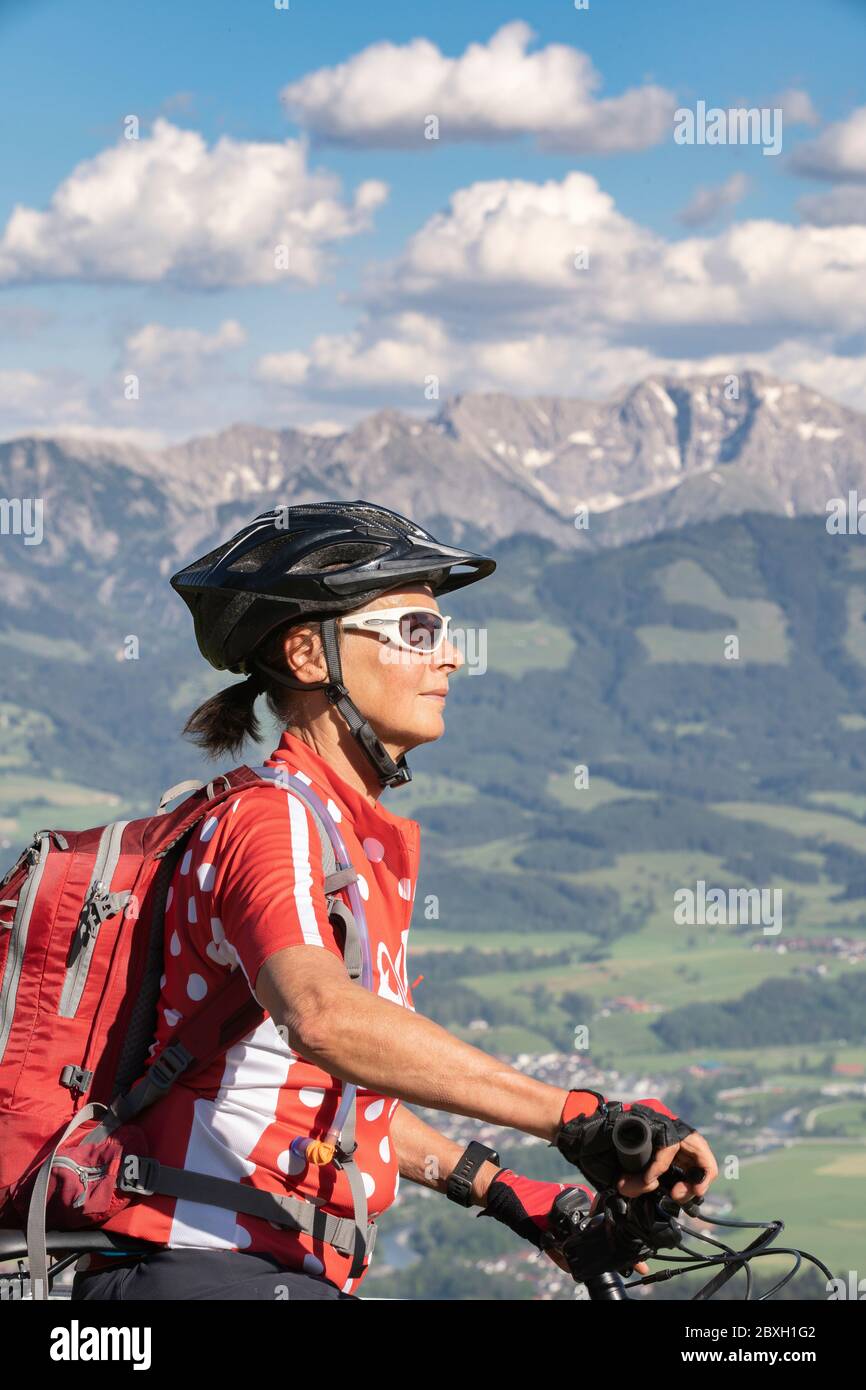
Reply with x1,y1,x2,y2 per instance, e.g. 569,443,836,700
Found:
253,617,412,790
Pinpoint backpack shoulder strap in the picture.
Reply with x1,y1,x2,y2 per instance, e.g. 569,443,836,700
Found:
99,769,363,1133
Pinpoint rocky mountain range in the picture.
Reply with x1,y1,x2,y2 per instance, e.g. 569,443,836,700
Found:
1,370,864,629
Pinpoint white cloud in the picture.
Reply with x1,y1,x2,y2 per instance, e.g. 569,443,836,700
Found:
296,419,347,437
676,173,750,228
774,88,820,127
124,319,247,385
258,312,450,390
0,368,90,428
0,422,171,449
0,118,388,289
280,21,675,152
251,168,866,413
798,183,866,226
790,104,866,181
259,309,866,413
360,171,866,340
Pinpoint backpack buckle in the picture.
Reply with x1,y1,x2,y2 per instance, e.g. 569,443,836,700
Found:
147,1042,193,1090
59,1063,94,1094
333,1139,358,1166
119,1153,159,1196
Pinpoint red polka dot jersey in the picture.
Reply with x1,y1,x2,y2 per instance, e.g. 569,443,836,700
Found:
89,731,421,1295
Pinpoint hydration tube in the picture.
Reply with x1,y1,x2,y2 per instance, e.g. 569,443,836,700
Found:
251,764,373,1164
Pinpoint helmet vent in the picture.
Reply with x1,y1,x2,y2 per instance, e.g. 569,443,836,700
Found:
225,534,294,574
291,541,389,573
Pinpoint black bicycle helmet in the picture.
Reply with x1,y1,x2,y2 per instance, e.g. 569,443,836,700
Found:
170,499,496,787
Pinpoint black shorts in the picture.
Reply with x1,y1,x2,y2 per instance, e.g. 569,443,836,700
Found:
70,1247,360,1301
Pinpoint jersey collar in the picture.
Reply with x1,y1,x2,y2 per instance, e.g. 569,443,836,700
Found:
264,729,418,837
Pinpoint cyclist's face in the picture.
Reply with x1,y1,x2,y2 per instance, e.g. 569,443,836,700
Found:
339,583,464,752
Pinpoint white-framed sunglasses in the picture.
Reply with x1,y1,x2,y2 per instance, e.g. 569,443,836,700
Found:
339,606,452,654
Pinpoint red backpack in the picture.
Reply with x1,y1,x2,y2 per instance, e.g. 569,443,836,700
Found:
0,764,377,1297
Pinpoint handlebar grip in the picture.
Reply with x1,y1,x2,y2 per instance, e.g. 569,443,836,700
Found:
611,1113,653,1172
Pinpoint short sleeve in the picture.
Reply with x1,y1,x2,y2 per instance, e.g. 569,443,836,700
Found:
211,788,345,998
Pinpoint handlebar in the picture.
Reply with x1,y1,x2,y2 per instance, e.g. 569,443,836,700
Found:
548,1114,833,1300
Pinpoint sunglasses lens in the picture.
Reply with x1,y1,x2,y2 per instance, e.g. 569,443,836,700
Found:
399,612,443,650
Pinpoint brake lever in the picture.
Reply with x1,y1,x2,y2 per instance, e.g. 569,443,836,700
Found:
656,1162,705,1218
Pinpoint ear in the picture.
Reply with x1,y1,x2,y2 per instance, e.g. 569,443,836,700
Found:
282,622,329,686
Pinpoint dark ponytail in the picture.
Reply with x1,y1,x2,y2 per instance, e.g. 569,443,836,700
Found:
179,618,324,761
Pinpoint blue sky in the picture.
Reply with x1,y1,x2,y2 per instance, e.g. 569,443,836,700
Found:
1,0,865,443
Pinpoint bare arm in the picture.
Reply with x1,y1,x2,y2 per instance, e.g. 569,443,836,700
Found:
389,1102,502,1205
255,945,568,1142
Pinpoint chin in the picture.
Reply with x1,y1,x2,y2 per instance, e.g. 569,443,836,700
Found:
397,711,446,750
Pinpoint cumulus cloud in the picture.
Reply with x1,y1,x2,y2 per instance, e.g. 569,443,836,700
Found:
258,312,450,391
251,167,866,412
790,104,866,181
256,308,866,413
0,369,161,444
356,171,866,345
676,173,750,227
280,21,676,153
0,118,388,289
124,319,246,387
798,183,866,226
0,368,90,429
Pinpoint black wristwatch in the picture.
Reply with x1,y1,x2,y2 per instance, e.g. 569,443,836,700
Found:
446,1141,501,1207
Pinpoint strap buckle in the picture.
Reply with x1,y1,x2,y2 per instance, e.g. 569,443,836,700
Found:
333,1139,358,1167
147,1042,192,1090
59,1063,94,1094
119,1153,159,1196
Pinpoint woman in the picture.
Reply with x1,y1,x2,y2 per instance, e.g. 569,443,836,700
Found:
72,499,716,1300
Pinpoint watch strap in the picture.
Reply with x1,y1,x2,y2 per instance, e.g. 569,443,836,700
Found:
446,1141,501,1207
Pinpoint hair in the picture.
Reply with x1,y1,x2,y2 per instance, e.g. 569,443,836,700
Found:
180,616,331,761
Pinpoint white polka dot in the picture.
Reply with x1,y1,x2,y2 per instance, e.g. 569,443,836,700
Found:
200,815,219,842
293,770,312,785
302,1253,324,1276
206,939,239,969
187,973,207,1001
388,1098,399,1119
299,1086,326,1109
232,798,241,813
159,974,166,989
165,885,174,910
187,897,197,924
361,1171,376,1199
169,931,181,957
276,1147,307,1177
393,1171,400,1199
341,1276,353,1294
356,874,369,901
206,918,240,969
180,848,192,875
363,837,385,863
147,1042,158,1056
364,1097,385,1121
379,1135,390,1163
234,1224,252,1249
164,1008,183,1028
326,798,342,823
197,862,215,891
398,878,412,900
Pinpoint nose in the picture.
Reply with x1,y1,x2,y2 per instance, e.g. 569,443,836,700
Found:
437,632,463,673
